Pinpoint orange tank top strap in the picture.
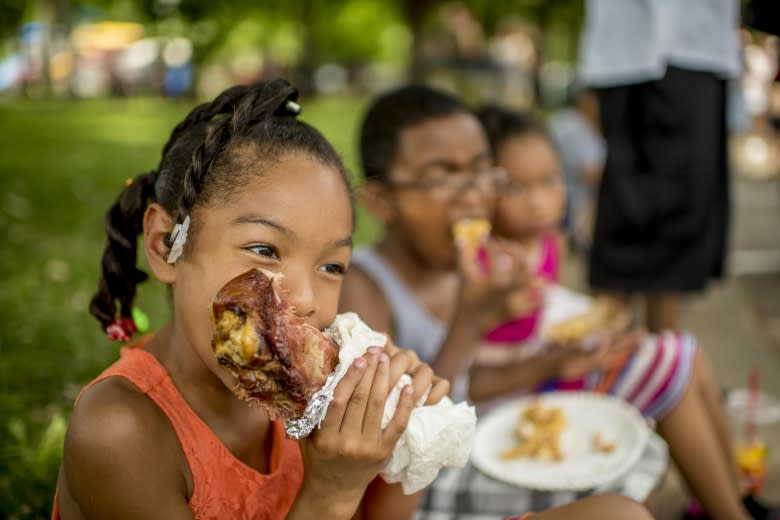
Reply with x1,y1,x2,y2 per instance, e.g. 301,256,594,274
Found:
53,336,303,520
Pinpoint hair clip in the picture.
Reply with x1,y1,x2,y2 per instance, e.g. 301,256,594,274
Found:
167,214,190,264
106,317,138,342
125,178,134,187
285,99,301,115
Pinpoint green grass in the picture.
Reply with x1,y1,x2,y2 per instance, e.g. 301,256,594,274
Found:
0,95,377,518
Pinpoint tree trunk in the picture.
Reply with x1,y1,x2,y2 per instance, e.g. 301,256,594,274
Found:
403,0,440,82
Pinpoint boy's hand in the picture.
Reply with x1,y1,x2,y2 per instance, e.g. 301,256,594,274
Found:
456,237,529,314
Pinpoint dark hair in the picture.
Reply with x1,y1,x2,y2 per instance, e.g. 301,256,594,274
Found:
359,84,470,181
476,104,554,155
90,79,350,331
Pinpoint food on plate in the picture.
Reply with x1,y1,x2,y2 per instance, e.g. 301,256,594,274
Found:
500,402,621,462
592,432,617,454
452,218,491,251
211,268,339,421
500,402,566,462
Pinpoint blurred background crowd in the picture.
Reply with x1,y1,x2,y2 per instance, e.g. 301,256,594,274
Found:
1,1,779,518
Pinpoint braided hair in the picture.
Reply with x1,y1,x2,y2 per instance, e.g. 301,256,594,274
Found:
90,79,349,332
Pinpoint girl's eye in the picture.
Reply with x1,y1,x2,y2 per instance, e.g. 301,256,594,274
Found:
247,244,279,259
319,263,347,275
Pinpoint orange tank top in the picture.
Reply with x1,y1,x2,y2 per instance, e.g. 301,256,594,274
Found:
52,337,304,520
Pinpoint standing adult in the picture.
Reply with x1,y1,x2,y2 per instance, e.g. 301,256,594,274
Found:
579,0,740,332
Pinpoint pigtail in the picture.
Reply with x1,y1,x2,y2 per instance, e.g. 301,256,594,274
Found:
89,170,158,330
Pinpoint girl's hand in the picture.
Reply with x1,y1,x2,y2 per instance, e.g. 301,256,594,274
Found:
379,342,450,405
297,349,415,518
551,328,643,380
456,237,529,315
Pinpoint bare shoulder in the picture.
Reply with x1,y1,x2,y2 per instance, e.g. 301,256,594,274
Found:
66,377,179,460
340,264,394,334
59,377,192,518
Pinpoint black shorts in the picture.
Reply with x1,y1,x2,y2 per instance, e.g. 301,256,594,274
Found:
589,66,729,292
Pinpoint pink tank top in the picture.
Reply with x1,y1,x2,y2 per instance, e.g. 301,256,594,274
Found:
484,234,560,344
52,336,303,520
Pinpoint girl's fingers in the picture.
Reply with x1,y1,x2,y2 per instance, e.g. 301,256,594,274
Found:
425,377,451,405
388,349,418,387
382,384,415,447
383,337,399,355
409,363,435,403
362,351,391,434
339,352,380,433
319,356,367,431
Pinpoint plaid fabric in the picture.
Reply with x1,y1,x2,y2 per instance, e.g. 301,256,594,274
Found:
413,431,667,520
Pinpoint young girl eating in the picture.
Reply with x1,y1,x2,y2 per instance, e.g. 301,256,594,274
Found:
473,104,775,520
340,84,654,520
52,80,449,520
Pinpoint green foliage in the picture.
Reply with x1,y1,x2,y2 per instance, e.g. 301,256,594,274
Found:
0,0,26,40
0,94,375,518
2,413,67,518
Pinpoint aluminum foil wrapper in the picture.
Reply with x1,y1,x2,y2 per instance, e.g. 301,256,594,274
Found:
285,312,388,439
284,370,345,439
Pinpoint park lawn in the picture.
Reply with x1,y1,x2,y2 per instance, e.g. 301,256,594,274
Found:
0,94,375,518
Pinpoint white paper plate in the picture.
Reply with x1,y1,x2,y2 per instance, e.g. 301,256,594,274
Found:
471,392,650,491
539,285,593,330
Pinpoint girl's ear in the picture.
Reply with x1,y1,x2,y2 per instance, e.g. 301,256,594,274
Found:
360,180,396,225
143,203,176,284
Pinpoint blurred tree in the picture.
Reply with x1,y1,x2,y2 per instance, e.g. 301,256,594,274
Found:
402,0,444,80
0,0,27,40
1,0,585,96
468,0,584,60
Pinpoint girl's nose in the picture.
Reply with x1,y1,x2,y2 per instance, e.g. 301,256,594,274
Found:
284,271,318,321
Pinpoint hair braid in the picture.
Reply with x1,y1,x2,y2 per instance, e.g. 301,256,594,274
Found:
160,85,251,160
89,170,158,328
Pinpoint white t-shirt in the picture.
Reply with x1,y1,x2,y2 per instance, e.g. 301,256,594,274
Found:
578,0,741,87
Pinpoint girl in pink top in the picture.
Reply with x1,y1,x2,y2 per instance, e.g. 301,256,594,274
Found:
473,105,771,520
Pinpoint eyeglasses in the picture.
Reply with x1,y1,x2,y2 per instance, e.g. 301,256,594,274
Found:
496,173,565,196
385,167,508,200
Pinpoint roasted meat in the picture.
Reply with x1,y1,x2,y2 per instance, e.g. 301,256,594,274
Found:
210,268,339,421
